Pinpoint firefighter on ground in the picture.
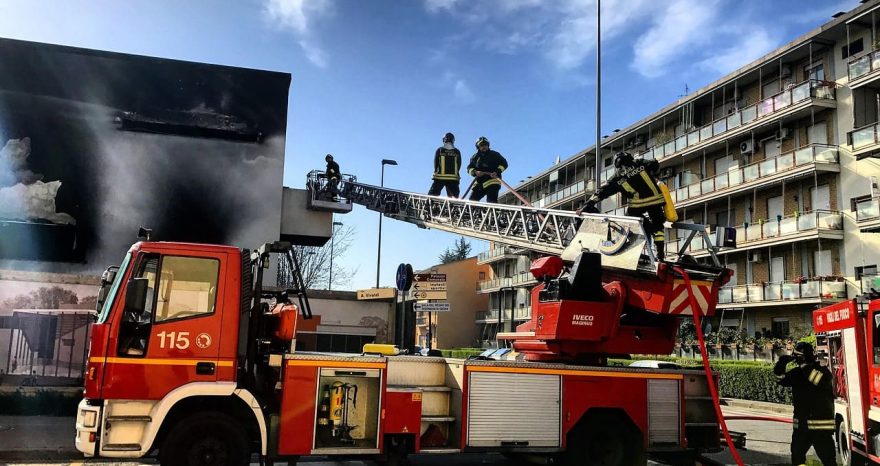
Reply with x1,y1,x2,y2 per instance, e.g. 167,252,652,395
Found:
467,136,508,203
325,154,341,197
774,341,836,466
428,132,462,197
577,151,672,258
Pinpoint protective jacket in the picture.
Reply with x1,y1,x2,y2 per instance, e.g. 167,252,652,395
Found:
433,147,461,181
591,159,664,208
326,160,341,181
774,360,834,431
467,149,508,189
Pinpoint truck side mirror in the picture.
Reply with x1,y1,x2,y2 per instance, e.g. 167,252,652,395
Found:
124,278,149,315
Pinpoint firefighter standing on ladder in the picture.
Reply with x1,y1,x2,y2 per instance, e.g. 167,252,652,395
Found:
467,136,508,203
428,132,462,197
325,154,341,199
774,341,836,466
577,151,673,258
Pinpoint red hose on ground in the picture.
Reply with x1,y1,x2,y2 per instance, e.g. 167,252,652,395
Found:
675,266,745,466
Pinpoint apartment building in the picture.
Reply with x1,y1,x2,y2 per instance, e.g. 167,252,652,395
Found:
479,1,880,344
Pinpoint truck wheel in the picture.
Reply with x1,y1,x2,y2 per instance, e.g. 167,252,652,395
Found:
563,413,644,466
159,412,251,466
837,418,851,466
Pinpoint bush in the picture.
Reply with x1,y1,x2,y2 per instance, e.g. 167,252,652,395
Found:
0,388,81,415
440,348,485,359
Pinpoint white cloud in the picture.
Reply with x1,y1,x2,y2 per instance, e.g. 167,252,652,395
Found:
631,0,719,78
453,79,475,103
697,30,775,76
263,0,333,67
425,0,460,13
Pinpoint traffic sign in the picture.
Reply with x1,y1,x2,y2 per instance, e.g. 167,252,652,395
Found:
414,273,447,282
357,288,396,300
412,281,447,291
414,302,451,312
408,290,447,300
396,263,413,291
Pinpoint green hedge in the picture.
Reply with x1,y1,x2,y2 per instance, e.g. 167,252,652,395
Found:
0,388,81,415
439,348,485,359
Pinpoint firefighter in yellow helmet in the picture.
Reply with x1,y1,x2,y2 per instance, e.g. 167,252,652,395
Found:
577,152,668,257
467,136,508,203
774,341,836,466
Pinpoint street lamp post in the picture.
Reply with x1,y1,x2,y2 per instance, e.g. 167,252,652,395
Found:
376,159,398,288
328,220,343,290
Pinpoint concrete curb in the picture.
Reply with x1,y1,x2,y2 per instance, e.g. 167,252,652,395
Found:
721,397,793,416
0,449,80,462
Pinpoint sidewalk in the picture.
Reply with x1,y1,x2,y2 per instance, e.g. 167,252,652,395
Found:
0,415,77,461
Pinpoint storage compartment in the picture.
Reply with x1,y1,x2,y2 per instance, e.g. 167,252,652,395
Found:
314,368,382,451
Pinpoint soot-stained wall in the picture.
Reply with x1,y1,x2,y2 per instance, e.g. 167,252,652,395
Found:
0,38,291,273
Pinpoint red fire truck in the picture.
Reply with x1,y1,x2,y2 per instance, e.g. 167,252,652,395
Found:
813,299,880,465
76,181,731,466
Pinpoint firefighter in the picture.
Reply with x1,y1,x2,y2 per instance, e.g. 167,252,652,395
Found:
577,151,668,257
774,341,836,466
325,154,341,198
467,136,508,203
428,132,462,197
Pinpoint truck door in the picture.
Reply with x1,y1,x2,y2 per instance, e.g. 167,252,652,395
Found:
102,251,226,400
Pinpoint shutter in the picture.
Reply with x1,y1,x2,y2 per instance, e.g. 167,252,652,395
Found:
467,372,561,447
648,379,680,445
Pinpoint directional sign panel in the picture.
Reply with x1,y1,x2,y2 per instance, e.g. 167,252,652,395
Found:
414,302,451,312
408,290,448,300
357,288,396,300
412,281,447,291
414,273,447,282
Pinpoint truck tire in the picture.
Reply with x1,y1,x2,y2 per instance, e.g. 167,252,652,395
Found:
563,413,644,466
837,418,851,466
159,412,251,466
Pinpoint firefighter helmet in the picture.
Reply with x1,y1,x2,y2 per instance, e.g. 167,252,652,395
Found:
613,151,634,169
443,132,455,143
325,153,334,161
475,136,490,149
793,341,815,362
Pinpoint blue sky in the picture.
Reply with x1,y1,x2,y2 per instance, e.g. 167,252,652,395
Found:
0,0,858,290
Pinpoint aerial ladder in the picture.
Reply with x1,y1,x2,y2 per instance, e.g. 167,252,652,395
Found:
306,170,733,363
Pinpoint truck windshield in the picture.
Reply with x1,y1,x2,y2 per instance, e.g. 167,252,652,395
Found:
97,252,132,324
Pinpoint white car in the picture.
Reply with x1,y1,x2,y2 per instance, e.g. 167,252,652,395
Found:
628,360,682,370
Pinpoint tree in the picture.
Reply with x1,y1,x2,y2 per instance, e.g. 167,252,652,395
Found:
438,236,472,264
283,224,358,290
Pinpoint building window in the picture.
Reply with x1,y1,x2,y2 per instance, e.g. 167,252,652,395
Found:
479,271,486,280
805,62,825,82
856,265,878,280
842,38,864,60
771,318,790,337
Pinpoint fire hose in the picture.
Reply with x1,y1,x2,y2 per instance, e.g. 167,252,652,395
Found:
676,266,745,466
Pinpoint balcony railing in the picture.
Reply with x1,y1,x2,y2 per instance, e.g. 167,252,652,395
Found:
848,122,880,151
475,310,499,321
670,145,838,204
477,245,516,262
475,307,532,322
637,80,835,162
856,197,880,222
478,273,538,291
531,179,594,208
718,278,846,305
848,50,880,82
668,210,843,254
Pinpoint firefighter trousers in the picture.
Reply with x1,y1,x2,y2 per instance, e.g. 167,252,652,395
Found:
627,204,666,257
428,179,460,198
791,428,836,466
470,183,500,203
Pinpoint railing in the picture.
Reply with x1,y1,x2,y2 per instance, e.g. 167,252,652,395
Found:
861,274,880,294
670,145,839,203
477,245,516,262
718,278,846,305
531,179,594,208
848,50,880,81
477,273,537,291
856,197,880,221
668,210,843,254
638,80,835,161
848,122,880,150
476,307,532,322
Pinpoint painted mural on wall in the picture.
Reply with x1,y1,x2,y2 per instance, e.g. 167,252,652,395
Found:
0,38,291,272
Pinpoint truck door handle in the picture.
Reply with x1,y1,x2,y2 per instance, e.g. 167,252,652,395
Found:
196,362,216,375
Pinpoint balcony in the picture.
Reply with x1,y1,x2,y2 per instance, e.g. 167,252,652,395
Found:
848,122,880,159
856,197,880,232
636,80,836,163
531,179,595,209
475,306,532,323
670,145,839,208
477,245,520,264
668,210,844,258
848,50,880,88
477,273,538,293
717,278,846,309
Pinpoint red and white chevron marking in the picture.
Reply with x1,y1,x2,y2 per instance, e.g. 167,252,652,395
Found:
668,280,714,315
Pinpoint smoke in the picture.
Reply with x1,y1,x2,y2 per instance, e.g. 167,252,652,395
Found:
0,136,76,224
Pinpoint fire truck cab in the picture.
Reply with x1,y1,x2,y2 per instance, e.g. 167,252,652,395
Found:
75,239,721,466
